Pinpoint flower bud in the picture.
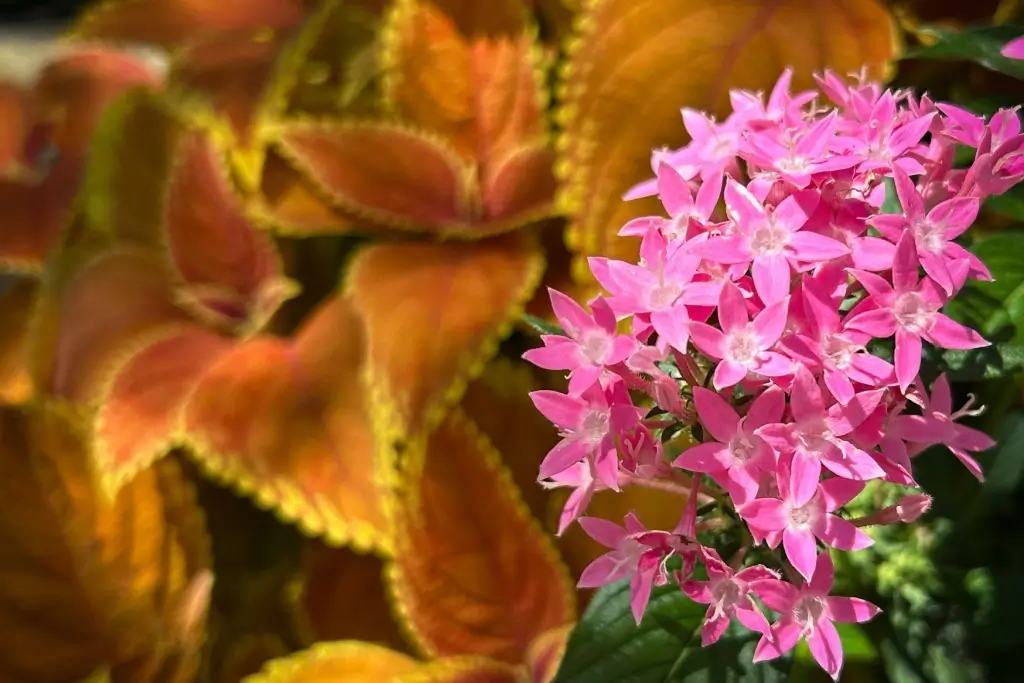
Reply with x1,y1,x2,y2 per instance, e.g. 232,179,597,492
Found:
893,493,932,523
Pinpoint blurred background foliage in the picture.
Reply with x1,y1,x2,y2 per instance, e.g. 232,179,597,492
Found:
0,1,1022,682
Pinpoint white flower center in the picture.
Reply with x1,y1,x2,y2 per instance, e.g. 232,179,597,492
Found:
796,420,833,457
749,222,790,255
728,433,758,464
914,219,946,254
893,291,935,333
580,409,610,446
725,327,760,365
822,333,855,369
786,501,818,530
647,282,682,310
579,330,612,364
793,595,827,633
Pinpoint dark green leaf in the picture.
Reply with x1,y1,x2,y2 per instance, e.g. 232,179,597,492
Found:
880,176,902,215
552,579,792,683
981,411,1024,496
928,343,1024,382
982,186,1024,222
943,231,1024,340
522,313,566,336
906,24,1024,80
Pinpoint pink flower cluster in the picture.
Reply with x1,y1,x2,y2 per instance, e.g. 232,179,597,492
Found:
524,68,1018,680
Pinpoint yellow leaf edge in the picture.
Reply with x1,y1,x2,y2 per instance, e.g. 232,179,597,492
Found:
355,235,546,449
268,115,480,233
90,321,228,500
382,406,578,661
239,640,420,683
395,656,521,683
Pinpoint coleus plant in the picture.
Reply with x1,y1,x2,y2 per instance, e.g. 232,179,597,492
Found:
524,68,1020,681
0,0,907,680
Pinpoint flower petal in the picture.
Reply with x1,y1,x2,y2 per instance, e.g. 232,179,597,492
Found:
182,294,392,553
387,408,575,664
347,233,544,437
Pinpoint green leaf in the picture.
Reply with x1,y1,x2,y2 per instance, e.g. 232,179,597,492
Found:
552,579,792,683
944,231,1024,340
928,343,1024,381
982,186,1024,222
522,313,566,336
906,24,1024,80
982,411,1024,496
880,176,902,215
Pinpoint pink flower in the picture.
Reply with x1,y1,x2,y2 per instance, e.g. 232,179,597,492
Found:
619,163,723,242
523,289,637,394
757,366,886,506
701,180,847,305
782,277,894,404
740,455,873,581
531,380,643,487
753,553,881,681
589,230,719,353
673,386,785,502
741,112,859,188
688,281,792,389
846,232,989,392
1001,36,1024,59
892,373,996,481
680,547,778,645
870,165,986,293
543,460,600,535
840,91,934,174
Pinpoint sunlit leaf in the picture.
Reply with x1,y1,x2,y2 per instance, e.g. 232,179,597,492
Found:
0,277,38,404
253,151,367,235
0,406,212,682
79,89,180,246
290,543,411,652
0,160,80,274
272,118,476,230
0,82,30,175
556,0,900,289
381,0,548,168
34,46,164,158
94,324,232,496
480,143,558,224
182,293,393,553
29,246,189,404
69,0,307,48
906,24,1024,80
460,356,559,523
164,129,296,332
525,625,573,683
346,232,544,438
387,408,575,664
240,641,420,682
395,658,520,683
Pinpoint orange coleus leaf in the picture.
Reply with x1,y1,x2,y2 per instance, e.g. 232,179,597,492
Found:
272,119,477,230
556,0,899,288
381,0,555,228
396,658,520,683
0,405,212,682
0,81,30,176
0,157,81,274
346,232,544,438
524,624,572,683
240,641,420,682
164,129,296,332
33,46,164,159
182,292,392,553
30,246,190,404
252,151,366,235
69,0,307,48
460,356,558,524
290,543,410,652
387,407,575,664
0,277,41,405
